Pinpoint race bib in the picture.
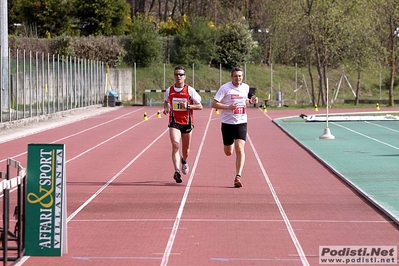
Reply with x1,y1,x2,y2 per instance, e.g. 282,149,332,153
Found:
172,98,188,111
233,106,246,114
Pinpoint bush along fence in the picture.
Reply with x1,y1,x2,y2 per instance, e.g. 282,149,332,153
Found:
1,47,106,123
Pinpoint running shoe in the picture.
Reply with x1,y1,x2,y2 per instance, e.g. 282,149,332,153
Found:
181,157,189,175
173,170,182,183
234,175,242,188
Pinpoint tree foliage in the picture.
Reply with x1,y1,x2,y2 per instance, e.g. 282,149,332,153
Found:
15,0,74,37
73,0,132,36
216,18,257,69
299,0,371,105
171,16,219,66
8,0,399,105
122,14,162,67
373,0,399,106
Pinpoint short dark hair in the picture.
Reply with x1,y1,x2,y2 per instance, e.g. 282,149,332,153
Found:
230,66,243,75
174,65,186,73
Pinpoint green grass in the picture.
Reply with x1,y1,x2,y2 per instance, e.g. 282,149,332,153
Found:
125,63,395,108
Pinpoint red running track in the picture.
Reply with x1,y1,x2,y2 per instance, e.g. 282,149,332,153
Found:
0,106,397,266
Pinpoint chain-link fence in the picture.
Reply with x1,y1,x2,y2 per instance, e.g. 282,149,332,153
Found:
1,47,106,123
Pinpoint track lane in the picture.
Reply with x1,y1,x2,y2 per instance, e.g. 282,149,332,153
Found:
249,108,399,265
0,107,144,165
7,106,399,266
166,109,306,265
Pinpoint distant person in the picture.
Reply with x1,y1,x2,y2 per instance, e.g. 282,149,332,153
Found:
211,66,258,187
163,66,203,183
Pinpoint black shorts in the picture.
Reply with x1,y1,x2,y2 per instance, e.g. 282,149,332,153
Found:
221,123,247,146
168,120,194,134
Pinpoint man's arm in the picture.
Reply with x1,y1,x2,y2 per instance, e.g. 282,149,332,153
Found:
187,102,203,110
212,99,237,110
247,95,259,105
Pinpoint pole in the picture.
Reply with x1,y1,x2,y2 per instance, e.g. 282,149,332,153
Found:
192,63,194,88
163,63,165,90
319,78,335,140
270,63,273,101
244,63,247,84
134,62,136,103
295,63,297,104
379,64,382,100
1,0,9,110
326,78,329,128
219,64,222,86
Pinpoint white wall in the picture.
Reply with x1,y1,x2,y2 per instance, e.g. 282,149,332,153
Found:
109,68,132,101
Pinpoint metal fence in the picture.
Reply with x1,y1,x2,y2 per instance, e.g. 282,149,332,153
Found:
1,48,106,123
0,158,26,264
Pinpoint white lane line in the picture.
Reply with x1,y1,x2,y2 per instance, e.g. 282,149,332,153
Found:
211,257,300,262
247,133,310,266
0,109,146,199
332,122,399,150
72,256,162,261
0,108,144,163
66,114,154,163
160,108,213,266
14,111,163,265
365,121,399,133
69,218,389,223
259,107,273,120
67,127,168,222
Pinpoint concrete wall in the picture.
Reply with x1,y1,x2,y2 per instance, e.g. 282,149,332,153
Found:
109,68,132,101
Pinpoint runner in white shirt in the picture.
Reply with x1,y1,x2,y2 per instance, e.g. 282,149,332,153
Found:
212,67,258,188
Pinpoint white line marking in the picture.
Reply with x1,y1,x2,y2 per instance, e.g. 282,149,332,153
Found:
0,108,144,163
0,109,146,201
67,128,168,222
247,134,310,266
14,110,163,266
73,256,162,260
160,108,213,266
332,122,399,150
259,108,272,120
365,121,399,133
69,218,389,223
211,257,300,262
66,115,152,163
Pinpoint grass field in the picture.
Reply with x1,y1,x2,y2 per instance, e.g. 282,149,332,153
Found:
123,63,395,108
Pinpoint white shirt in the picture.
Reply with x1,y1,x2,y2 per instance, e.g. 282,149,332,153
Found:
214,81,249,124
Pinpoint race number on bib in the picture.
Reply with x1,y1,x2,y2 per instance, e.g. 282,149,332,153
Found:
233,106,246,114
172,98,188,111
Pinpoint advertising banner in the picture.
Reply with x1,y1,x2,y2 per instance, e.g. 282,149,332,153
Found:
25,144,67,256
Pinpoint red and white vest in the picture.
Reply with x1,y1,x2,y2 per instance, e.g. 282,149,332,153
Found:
168,84,194,125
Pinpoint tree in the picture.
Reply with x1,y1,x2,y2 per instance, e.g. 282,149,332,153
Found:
341,1,380,105
74,0,132,36
248,0,276,66
159,16,180,63
374,0,399,107
16,0,74,37
216,17,257,69
171,16,219,66
123,13,162,67
8,0,21,35
301,0,363,106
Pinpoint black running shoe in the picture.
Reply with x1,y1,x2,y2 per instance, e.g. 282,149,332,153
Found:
234,175,242,188
173,170,182,183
